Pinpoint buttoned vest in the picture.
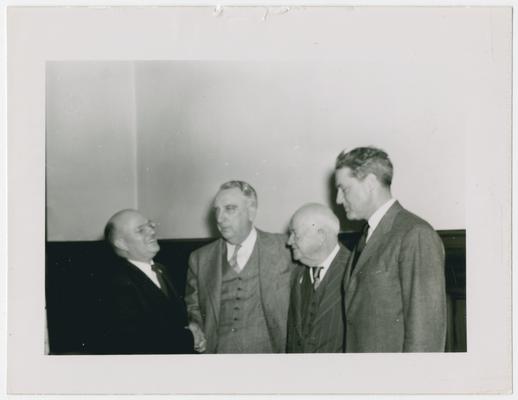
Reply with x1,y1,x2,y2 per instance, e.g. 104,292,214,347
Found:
216,245,273,353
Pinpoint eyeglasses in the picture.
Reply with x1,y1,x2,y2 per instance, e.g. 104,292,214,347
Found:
136,220,158,234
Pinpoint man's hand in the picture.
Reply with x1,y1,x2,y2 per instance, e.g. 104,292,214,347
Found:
188,322,207,353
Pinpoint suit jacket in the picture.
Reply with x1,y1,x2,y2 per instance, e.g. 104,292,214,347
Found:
88,256,194,354
185,229,295,353
343,201,447,352
287,245,351,353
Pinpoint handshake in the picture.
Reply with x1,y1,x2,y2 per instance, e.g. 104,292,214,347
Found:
187,322,207,353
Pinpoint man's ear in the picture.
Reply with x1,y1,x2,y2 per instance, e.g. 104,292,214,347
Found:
316,228,327,245
114,237,128,252
247,201,258,222
365,173,379,191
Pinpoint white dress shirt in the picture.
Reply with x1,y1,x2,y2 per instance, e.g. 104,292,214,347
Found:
367,198,397,242
225,227,257,272
128,259,161,288
309,243,340,284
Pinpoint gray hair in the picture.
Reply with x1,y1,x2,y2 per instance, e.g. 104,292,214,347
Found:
219,180,258,207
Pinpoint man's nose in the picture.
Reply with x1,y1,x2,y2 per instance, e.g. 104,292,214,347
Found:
336,190,343,204
287,233,294,245
146,221,157,234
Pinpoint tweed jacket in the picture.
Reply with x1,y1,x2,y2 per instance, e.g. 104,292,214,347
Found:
185,229,295,353
343,201,447,352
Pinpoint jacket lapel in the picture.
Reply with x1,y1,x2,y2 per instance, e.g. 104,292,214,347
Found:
256,230,292,352
291,267,306,339
202,239,225,327
257,230,287,314
123,259,164,297
314,246,349,324
348,201,402,281
344,202,403,312
151,262,174,299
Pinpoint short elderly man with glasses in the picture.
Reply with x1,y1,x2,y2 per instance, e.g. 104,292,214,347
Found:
89,209,195,354
286,203,351,353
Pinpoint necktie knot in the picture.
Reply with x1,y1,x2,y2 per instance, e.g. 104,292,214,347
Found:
312,266,324,290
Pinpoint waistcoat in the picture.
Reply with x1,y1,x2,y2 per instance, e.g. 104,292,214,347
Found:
216,245,273,353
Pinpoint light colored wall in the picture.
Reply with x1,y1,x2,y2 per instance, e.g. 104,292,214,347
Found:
46,6,510,240
134,57,467,238
46,62,137,240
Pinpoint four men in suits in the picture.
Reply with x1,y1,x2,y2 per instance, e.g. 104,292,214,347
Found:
286,203,351,353
185,181,295,353
90,209,194,354
78,147,447,354
335,147,447,352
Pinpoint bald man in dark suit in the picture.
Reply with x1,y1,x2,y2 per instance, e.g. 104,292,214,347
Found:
90,209,194,354
286,203,351,353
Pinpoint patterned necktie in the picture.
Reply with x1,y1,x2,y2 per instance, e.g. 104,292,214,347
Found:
151,263,170,298
351,223,370,273
229,244,242,273
312,266,324,290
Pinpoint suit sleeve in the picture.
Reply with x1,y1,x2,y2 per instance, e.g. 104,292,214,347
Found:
399,225,447,352
185,252,203,326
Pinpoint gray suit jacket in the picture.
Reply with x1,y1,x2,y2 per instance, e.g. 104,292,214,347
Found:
343,201,447,352
287,245,350,353
185,229,295,353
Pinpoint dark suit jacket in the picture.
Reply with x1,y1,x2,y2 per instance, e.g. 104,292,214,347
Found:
287,245,351,353
343,201,447,352
185,229,295,353
88,257,194,354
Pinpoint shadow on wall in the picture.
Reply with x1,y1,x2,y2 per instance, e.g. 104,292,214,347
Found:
203,198,220,238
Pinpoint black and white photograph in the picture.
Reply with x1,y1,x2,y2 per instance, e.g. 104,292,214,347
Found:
6,5,512,395
44,59,466,356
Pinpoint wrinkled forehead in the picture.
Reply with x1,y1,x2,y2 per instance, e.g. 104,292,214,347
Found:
214,188,248,207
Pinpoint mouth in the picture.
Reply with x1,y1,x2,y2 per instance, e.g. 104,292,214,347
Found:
147,238,159,246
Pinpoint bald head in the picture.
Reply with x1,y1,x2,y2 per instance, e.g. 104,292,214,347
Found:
105,209,160,262
287,203,340,267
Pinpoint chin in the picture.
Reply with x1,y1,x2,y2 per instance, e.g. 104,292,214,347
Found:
346,212,359,220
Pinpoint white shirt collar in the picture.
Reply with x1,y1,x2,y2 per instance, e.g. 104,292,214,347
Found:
367,198,396,241
127,259,161,288
309,243,340,284
225,227,257,271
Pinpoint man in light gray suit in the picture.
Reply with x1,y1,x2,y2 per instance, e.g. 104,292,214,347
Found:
286,203,351,353
335,146,447,352
185,180,295,353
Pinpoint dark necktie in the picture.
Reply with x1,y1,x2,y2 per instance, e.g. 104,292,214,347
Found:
351,223,370,273
151,263,171,298
312,266,324,290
